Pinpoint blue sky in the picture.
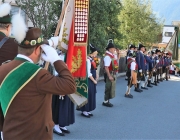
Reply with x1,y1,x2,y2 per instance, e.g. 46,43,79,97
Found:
151,0,180,25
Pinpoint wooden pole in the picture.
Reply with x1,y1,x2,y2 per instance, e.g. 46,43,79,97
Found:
44,0,69,70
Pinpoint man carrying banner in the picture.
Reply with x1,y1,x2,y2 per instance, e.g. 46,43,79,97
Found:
103,42,118,107
0,13,76,140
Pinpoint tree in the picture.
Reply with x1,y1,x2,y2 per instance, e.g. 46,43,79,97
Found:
119,0,163,48
89,0,121,54
15,0,62,38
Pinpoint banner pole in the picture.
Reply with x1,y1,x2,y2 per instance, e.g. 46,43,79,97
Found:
44,0,69,70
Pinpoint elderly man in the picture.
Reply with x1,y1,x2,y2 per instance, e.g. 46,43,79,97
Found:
0,14,76,140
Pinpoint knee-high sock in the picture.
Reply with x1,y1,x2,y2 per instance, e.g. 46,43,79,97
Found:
1,131,3,140
151,76,154,83
140,81,144,87
144,76,149,87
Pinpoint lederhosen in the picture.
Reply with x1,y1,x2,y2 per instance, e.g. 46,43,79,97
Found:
127,58,138,87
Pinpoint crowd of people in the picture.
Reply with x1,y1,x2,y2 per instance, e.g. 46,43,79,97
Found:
0,2,177,140
124,44,172,98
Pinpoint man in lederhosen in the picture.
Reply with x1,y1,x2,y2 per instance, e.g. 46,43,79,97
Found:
125,52,140,98
150,51,158,86
125,45,135,80
125,44,135,80
103,42,118,107
154,49,161,84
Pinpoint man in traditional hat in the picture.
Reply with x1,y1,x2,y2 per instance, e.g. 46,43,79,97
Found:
0,3,18,65
0,13,76,140
144,49,153,88
154,49,161,83
125,44,135,80
150,51,157,85
136,44,147,91
125,52,140,98
103,42,118,107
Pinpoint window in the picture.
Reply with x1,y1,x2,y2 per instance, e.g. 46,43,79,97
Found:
10,6,26,21
164,32,173,37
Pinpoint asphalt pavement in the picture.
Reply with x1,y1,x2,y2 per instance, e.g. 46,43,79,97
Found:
54,75,180,140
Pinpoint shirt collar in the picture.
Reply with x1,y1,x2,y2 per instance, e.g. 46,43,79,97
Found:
17,54,34,63
106,51,114,56
88,56,93,61
140,51,143,54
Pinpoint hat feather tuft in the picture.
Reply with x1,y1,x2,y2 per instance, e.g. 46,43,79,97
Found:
0,3,11,18
12,13,28,43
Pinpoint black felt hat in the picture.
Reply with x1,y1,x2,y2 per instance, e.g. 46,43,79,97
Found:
106,42,115,50
129,44,135,49
155,49,161,53
89,43,98,53
138,44,145,50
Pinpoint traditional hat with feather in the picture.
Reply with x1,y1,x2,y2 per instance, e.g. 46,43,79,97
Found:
0,2,11,24
89,43,98,53
12,13,48,48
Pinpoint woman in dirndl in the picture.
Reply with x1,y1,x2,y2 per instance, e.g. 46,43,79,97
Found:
79,44,99,118
52,52,75,136
52,95,75,136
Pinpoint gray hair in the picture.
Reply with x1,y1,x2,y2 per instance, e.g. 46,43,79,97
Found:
0,23,9,29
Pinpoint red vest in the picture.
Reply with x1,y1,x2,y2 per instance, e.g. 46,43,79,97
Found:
127,58,138,70
105,53,119,72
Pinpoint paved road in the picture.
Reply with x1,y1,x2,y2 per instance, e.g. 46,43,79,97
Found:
54,75,180,140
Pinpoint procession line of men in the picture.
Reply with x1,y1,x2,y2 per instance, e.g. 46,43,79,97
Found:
125,44,172,98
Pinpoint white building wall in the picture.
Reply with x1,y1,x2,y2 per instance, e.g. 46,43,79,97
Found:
162,26,175,43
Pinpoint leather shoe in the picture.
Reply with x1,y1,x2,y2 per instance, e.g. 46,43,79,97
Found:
134,88,142,92
147,84,153,87
60,128,70,134
124,94,133,98
53,129,65,136
102,102,113,107
141,87,148,90
81,113,90,118
88,113,93,116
